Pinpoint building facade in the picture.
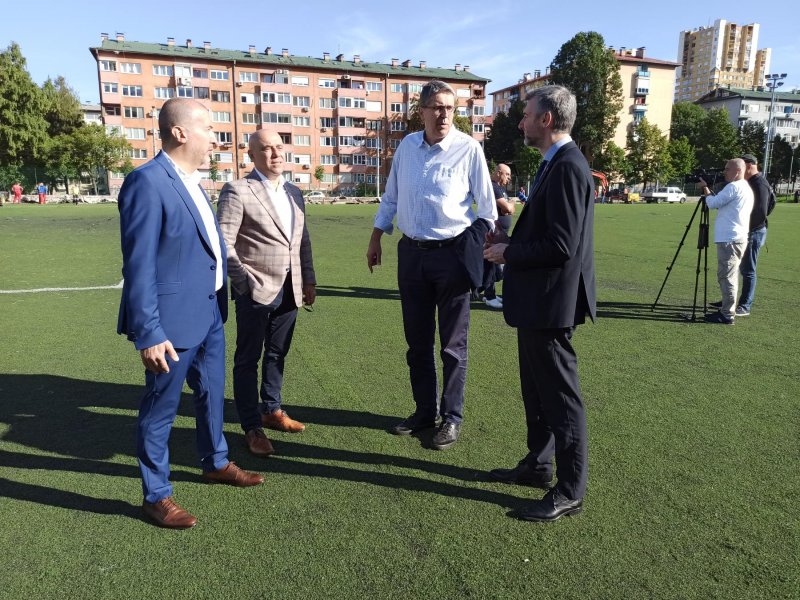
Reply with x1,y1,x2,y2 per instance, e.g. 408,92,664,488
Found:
695,86,800,146
675,19,771,103
490,47,679,152
90,34,489,194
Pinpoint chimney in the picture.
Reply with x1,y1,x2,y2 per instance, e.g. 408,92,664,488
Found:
248,44,256,55
186,39,193,48
402,59,411,68
523,72,531,81
619,46,626,55
323,52,330,62
534,69,541,78
282,48,289,57
116,32,125,42
167,37,175,47
455,63,462,72
336,53,344,62
637,46,645,58
545,66,550,75
420,60,427,69
203,41,211,51
464,65,469,72
265,46,272,55
391,58,399,68
100,33,109,42
354,54,361,64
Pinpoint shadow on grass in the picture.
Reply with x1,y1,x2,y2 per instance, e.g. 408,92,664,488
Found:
597,300,712,322
316,285,401,301
0,374,527,515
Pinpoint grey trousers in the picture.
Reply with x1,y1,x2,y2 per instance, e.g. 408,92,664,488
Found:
716,240,747,318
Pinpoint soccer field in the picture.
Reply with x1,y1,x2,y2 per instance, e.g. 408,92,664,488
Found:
1,202,797,599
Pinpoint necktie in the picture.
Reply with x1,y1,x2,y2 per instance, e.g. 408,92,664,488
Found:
533,160,549,185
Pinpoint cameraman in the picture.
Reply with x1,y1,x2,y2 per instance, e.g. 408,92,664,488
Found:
698,158,753,325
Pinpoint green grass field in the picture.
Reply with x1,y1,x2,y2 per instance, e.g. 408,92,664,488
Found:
1,202,797,599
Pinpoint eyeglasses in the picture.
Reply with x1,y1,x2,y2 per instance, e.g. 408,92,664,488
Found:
424,105,455,115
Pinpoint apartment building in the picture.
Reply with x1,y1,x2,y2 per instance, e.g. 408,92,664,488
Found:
490,47,679,151
89,34,489,194
675,19,771,103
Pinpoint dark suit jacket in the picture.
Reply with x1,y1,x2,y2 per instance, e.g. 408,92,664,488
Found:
117,151,228,350
502,141,596,329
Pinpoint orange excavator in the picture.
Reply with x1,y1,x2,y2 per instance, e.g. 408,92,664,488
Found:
591,169,609,200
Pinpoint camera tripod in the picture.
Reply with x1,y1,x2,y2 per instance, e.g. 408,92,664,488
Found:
651,197,710,320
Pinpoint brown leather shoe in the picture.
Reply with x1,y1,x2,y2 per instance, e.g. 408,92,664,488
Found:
244,428,275,457
142,497,197,529
261,409,305,433
202,462,264,487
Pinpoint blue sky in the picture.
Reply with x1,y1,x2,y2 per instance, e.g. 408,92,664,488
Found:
4,0,798,105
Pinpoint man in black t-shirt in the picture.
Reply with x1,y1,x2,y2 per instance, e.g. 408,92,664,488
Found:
483,164,515,308
736,154,771,316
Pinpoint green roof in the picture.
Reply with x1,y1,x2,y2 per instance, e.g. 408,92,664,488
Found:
91,39,489,84
703,86,800,102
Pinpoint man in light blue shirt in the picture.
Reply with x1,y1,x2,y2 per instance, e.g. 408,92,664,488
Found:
366,80,497,450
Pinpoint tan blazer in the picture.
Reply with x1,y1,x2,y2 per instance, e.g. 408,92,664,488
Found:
217,172,315,307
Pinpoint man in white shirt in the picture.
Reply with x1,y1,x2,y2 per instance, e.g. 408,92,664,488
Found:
217,130,316,457
698,158,754,325
366,80,497,450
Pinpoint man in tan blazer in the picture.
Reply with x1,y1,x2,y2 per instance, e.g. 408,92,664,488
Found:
217,129,316,457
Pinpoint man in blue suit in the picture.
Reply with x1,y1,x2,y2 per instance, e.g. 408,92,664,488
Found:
484,86,595,522
118,98,263,529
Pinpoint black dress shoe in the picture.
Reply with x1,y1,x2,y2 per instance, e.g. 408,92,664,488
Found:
391,413,440,436
489,463,552,489
518,488,583,522
431,422,460,450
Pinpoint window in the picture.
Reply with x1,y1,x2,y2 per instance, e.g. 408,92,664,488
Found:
367,156,380,167
339,97,366,109
390,83,403,93
124,127,146,140
319,78,336,88
128,148,147,159
177,86,194,98
262,112,291,124
122,85,143,97
211,90,230,103
390,121,406,132
390,102,406,113
366,82,382,92
294,135,310,146
320,136,337,147
367,120,382,130
339,116,365,128
120,62,141,74
473,124,484,133
338,136,365,147
210,70,229,80
321,173,337,183
213,152,233,163
293,154,311,165
124,106,144,118
319,97,334,109
215,131,232,144
262,92,291,104
319,117,335,128
104,104,121,116
408,83,423,93
194,87,210,99
212,111,231,123
293,116,310,127
279,133,291,144
239,71,258,83
456,107,468,117
103,82,118,94
352,154,367,165
154,87,174,99
242,113,258,124
366,138,382,149
105,125,122,136
193,68,208,79
456,88,470,98
390,138,400,149
294,173,311,184
339,154,353,165
153,65,173,76
274,71,289,84
366,100,382,112
291,76,309,86
320,155,337,165
472,105,485,116
100,60,117,71
293,96,310,107
242,133,252,144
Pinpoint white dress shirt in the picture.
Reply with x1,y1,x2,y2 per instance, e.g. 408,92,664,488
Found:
705,179,754,243
162,151,223,290
251,169,294,242
374,128,497,240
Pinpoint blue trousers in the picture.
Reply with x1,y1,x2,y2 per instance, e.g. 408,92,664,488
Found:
137,303,229,503
738,226,767,311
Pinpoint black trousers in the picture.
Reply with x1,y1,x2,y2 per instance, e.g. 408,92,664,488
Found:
397,237,472,425
517,326,588,500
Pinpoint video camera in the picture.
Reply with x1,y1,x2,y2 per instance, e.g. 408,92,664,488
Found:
687,167,723,186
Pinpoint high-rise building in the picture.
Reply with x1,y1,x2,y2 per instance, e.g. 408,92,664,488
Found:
89,34,489,194
675,19,771,103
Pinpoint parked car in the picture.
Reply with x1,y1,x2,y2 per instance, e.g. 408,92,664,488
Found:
607,187,640,203
304,191,326,200
642,187,687,204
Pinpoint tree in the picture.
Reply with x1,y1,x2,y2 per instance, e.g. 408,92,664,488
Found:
767,135,794,182
484,100,525,166
738,120,765,164
207,156,219,198
69,124,132,194
694,109,740,169
626,118,672,188
41,76,83,138
513,144,543,189
0,42,48,166
667,136,696,182
314,165,325,190
593,142,629,183
670,102,706,147
41,134,79,194
549,31,623,157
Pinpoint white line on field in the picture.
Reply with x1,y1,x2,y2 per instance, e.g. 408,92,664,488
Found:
0,279,124,294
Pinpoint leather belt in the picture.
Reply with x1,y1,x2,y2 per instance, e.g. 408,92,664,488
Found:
402,234,459,249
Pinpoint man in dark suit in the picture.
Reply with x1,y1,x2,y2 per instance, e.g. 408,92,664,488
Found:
484,85,595,522
118,98,263,529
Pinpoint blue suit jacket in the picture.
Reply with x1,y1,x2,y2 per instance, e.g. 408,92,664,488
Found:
117,151,228,351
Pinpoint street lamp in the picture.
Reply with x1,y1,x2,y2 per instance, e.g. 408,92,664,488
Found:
762,73,787,177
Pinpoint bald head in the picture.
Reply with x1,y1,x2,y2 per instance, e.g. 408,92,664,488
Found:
248,129,285,180
159,98,207,145
724,158,746,183
493,163,511,186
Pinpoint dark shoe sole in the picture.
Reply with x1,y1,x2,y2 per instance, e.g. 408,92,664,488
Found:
431,438,458,450
518,505,583,523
